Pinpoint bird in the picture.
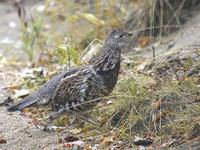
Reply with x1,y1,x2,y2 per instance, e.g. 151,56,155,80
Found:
7,29,132,116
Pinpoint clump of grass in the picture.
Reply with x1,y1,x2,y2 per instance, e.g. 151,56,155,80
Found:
20,12,44,61
55,37,80,67
92,72,200,144
101,75,155,135
20,68,47,91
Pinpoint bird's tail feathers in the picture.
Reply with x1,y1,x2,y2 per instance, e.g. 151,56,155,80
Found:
7,96,39,112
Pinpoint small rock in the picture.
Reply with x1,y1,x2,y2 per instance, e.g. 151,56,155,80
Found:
8,21,17,28
1,37,14,44
92,144,100,150
106,100,112,105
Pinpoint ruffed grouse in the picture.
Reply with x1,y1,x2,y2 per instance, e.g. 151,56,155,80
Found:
7,29,132,115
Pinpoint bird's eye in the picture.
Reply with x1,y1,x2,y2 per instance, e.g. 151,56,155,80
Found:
119,35,124,38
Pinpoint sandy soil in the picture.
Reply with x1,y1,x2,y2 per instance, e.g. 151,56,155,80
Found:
0,108,65,150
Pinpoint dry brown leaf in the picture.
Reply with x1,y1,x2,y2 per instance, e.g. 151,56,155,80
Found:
13,89,29,98
78,12,105,27
0,137,6,144
64,135,79,142
70,128,82,134
137,36,151,48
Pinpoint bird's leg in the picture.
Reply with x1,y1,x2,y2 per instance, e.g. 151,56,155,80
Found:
69,115,79,125
65,112,98,129
38,109,98,132
43,110,95,131
74,112,98,126
41,109,67,132
75,112,110,132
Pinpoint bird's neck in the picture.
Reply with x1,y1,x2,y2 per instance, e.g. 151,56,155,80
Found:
92,45,121,93
92,45,121,72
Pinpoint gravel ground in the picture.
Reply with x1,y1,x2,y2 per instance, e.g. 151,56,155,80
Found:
0,107,64,150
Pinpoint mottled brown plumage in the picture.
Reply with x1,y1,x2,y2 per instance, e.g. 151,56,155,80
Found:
7,29,132,113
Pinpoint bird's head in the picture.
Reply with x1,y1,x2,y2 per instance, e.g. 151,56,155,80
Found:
105,28,133,48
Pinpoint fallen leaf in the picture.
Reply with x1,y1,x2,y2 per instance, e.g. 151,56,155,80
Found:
137,36,151,48
63,140,85,149
70,128,82,134
58,138,63,143
78,12,105,27
64,135,79,142
0,137,6,144
3,84,21,90
101,136,114,146
13,89,29,98
106,100,112,105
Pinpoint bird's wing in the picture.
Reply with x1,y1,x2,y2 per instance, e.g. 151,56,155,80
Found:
52,69,85,104
51,66,104,110
32,67,80,105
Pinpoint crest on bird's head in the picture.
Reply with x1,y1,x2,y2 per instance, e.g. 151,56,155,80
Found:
105,28,133,48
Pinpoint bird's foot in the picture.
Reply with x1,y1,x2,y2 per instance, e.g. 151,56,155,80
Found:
69,116,79,125
43,125,66,132
77,113,98,125
36,121,66,132
36,110,67,132
0,96,14,107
